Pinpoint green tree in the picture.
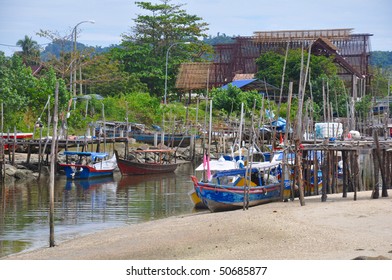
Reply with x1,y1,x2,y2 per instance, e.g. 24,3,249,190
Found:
0,52,70,132
117,0,211,97
370,51,392,69
82,53,148,96
370,66,391,97
355,94,372,119
203,33,235,45
256,49,343,120
256,49,337,92
16,35,40,65
211,85,267,118
130,0,208,47
0,54,35,130
110,42,162,95
32,67,69,113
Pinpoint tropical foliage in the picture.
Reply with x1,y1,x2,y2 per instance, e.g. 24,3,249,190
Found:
0,53,69,132
16,35,41,65
1,0,392,137
370,51,392,69
211,85,264,118
255,49,348,120
115,0,212,98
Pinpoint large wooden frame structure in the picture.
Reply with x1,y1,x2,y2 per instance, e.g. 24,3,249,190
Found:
176,28,372,99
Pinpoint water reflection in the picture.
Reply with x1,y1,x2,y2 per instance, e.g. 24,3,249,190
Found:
0,162,197,258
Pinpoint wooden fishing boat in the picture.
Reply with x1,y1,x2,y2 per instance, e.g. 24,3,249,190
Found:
1,132,33,139
114,149,178,176
128,132,198,147
188,156,237,209
191,162,282,212
2,132,33,151
59,151,117,179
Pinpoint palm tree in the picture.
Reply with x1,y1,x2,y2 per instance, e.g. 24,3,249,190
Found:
16,35,40,64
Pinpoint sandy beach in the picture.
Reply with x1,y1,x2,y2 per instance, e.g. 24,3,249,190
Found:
2,190,391,260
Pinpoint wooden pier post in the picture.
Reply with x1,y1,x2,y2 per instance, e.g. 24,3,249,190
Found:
342,150,348,197
12,128,16,166
353,150,359,201
321,149,328,202
49,81,59,247
373,131,388,198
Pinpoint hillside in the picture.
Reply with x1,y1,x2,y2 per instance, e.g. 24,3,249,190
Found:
40,38,392,70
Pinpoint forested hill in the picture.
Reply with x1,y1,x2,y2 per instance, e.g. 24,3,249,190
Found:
40,37,392,69
370,51,392,69
40,33,235,60
40,41,114,60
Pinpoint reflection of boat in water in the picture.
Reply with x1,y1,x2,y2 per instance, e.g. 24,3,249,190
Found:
65,176,116,190
62,176,117,215
117,172,174,188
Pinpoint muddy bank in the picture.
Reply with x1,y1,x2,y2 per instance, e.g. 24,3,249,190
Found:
3,190,391,260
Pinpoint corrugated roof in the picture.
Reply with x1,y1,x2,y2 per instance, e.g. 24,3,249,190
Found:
221,79,279,94
221,79,256,89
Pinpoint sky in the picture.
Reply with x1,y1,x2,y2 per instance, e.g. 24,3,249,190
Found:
0,0,391,57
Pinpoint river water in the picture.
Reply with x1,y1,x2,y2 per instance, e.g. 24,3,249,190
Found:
0,162,200,258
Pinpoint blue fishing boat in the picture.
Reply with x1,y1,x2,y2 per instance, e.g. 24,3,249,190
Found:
59,151,117,179
191,162,282,212
129,132,199,147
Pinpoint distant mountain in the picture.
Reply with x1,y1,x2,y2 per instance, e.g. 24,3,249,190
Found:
39,34,235,60
370,51,392,69
203,33,236,45
41,36,390,69
40,41,116,60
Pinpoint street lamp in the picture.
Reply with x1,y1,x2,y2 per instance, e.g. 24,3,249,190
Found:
164,41,190,105
71,20,95,96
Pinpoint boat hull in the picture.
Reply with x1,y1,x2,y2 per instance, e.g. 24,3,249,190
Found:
60,152,117,180
192,176,281,212
115,150,178,176
116,157,178,175
129,132,197,147
2,132,33,151
188,189,208,209
60,164,115,179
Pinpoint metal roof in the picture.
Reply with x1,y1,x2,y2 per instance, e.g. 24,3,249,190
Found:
221,79,279,93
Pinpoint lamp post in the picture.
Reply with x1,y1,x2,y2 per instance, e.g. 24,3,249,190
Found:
71,20,95,96
164,41,190,105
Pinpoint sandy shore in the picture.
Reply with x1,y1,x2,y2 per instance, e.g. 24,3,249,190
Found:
2,190,392,260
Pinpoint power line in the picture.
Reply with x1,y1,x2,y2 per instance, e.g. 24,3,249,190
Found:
0,43,19,47
0,42,51,47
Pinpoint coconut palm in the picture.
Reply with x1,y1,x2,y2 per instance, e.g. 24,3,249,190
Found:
16,35,40,64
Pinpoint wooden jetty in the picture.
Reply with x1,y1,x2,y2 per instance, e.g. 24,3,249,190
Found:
1,129,391,203
0,136,128,173
294,136,390,201
199,129,391,202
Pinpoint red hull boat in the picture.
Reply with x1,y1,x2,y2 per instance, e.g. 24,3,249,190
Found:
114,149,178,176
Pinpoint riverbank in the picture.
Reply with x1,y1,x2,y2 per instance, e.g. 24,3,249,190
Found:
3,190,391,260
